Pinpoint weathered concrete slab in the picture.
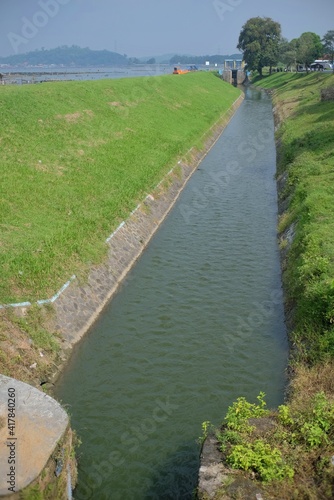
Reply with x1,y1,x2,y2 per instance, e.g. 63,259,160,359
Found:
197,434,229,498
0,375,68,496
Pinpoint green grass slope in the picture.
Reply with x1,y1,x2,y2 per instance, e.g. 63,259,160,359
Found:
0,73,240,303
254,72,334,362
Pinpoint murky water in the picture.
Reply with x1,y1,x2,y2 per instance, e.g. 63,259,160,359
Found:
54,87,288,500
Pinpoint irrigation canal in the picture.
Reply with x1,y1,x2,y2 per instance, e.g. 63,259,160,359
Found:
54,86,288,499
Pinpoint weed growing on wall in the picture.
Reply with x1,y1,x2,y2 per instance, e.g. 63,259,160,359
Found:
215,390,333,494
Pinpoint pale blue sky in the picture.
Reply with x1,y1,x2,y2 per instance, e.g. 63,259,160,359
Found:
1,0,333,58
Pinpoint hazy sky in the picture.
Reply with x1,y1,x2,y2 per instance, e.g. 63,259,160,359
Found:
0,0,333,58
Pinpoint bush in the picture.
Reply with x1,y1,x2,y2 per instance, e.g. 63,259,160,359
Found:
227,439,294,482
224,391,268,432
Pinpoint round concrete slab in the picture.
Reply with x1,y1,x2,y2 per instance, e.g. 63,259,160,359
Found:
0,375,68,496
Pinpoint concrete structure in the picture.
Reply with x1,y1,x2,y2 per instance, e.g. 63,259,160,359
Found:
223,59,244,69
0,375,69,497
222,69,245,85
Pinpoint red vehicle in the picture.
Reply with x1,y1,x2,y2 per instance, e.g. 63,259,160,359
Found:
173,67,189,74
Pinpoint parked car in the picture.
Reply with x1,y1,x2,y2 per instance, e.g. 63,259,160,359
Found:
310,60,333,71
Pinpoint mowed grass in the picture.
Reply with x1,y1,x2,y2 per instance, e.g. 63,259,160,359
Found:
255,72,334,361
0,72,240,303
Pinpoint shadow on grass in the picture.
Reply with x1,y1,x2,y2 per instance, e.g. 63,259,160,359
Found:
286,86,334,158
295,100,334,123
290,125,334,156
252,73,305,89
253,73,334,92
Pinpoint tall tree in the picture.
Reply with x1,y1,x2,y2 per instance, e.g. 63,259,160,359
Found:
322,30,334,72
296,32,323,72
237,17,281,76
279,37,298,71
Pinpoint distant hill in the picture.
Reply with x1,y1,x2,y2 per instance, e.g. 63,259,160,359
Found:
0,46,243,67
0,45,128,67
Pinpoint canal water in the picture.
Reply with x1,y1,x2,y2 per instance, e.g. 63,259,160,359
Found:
54,87,288,500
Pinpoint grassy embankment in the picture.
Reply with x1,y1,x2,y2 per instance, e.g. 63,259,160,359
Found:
0,72,240,384
207,73,334,499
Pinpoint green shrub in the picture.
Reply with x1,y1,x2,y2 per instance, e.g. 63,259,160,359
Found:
278,392,334,448
217,429,243,452
198,420,214,444
224,391,269,432
227,439,294,482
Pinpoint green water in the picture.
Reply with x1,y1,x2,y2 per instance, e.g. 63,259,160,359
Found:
55,87,288,499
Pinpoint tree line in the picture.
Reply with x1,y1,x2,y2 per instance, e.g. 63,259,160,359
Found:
237,18,334,76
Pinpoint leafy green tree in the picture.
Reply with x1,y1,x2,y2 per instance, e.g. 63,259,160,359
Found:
322,30,334,72
296,32,323,72
279,37,298,70
237,17,281,76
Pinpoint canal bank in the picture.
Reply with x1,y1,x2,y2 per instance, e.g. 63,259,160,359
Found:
0,75,243,498
54,86,288,499
198,73,334,500
0,72,243,389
